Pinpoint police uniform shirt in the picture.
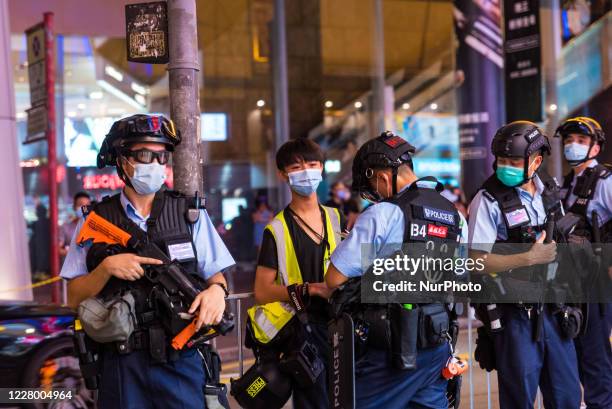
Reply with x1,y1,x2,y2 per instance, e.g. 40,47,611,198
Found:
60,190,236,280
468,174,547,253
564,160,612,225
258,206,346,322
330,183,468,278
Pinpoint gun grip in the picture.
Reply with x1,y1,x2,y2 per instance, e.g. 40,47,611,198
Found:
171,320,197,350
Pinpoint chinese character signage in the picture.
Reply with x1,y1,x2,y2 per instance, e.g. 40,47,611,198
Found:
504,0,542,122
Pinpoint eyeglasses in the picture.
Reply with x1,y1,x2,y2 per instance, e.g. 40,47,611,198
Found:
122,149,171,165
130,116,178,140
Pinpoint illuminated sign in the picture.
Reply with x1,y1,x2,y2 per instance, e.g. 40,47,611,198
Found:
201,113,228,141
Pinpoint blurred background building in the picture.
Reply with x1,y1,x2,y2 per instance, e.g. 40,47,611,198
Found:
2,0,611,275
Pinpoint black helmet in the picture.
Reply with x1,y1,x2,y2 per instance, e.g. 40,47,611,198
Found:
554,116,605,145
554,117,605,166
351,131,416,202
97,114,181,169
230,359,292,409
491,121,551,159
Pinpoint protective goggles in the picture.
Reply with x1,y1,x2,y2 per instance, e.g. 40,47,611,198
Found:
121,149,171,165
130,116,178,140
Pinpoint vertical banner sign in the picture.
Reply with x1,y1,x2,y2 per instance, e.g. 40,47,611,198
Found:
25,23,47,143
126,2,169,64
504,0,542,122
453,0,505,199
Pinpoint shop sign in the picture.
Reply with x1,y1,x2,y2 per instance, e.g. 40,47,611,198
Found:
125,1,169,64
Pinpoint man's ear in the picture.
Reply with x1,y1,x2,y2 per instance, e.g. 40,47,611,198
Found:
277,169,288,183
591,143,601,157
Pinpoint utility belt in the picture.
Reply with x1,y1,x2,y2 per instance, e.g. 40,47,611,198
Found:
353,302,454,370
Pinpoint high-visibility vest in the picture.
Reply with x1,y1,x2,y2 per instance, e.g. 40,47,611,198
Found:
247,205,342,344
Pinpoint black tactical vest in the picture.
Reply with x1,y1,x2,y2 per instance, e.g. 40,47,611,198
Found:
562,163,612,241
481,170,563,244
86,190,200,315
385,177,462,252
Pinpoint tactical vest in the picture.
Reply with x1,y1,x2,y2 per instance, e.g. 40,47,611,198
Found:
562,163,612,241
247,206,341,344
386,178,462,246
86,190,200,319
479,171,563,285
481,171,563,244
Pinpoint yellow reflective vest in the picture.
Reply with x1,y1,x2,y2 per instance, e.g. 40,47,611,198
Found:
247,206,342,344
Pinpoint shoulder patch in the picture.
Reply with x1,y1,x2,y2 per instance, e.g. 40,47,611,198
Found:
482,190,495,202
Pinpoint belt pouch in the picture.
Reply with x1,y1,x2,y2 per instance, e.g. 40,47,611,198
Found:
418,303,449,348
390,304,418,370
148,326,167,364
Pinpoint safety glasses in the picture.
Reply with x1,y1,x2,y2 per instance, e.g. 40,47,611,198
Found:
122,149,171,165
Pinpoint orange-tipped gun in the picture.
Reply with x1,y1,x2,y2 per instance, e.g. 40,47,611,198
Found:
77,211,234,350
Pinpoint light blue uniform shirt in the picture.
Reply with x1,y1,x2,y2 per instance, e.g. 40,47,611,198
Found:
60,191,235,280
331,183,469,278
564,160,612,225
468,175,548,253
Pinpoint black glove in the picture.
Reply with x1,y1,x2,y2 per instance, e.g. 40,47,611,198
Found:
287,283,310,315
474,326,496,372
446,374,462,409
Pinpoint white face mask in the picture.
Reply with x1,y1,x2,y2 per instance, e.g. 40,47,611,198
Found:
564,142,590,164
287,168,322,197
127,161,167,195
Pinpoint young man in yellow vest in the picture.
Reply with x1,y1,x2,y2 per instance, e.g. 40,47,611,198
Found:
247,138,344,408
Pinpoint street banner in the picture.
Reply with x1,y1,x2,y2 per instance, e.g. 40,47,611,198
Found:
453,0,505,199
126,1,169,64
504,0,543,122
25,22,47,143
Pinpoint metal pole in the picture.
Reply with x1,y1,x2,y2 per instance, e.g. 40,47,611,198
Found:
272,0,291,208
467,301,474,409
372,0,386,134
237,298,244,376
541,0,563,180
168,0,202,196
44,12,59,304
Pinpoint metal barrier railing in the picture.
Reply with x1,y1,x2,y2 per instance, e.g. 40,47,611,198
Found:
225,291,254,377
220,296,551,408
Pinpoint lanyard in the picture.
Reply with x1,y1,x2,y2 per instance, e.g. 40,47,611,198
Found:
287,206,330,256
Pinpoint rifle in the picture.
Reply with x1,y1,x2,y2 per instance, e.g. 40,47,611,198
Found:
76,210,234,350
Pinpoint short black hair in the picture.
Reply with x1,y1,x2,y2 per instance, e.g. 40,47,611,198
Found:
73,191,91,207
276,138,324,170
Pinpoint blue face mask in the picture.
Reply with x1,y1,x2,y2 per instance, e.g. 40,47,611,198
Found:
336,189,350,201
287,168,322,197
128,162,167,195
564,142,590,164
496,165,525,187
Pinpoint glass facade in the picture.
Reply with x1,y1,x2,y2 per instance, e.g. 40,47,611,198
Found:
9,1,611,263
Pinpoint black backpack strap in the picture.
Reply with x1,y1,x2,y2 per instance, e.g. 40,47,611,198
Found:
536,170,563,220
481,175,530,242
146,190,166,230
568,164,610,217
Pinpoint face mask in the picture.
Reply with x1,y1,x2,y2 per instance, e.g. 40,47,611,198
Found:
496,165,525,187
74,207,84,219
287,168,322,197
127,162,167,195
336,189,350,200
564,143,590,163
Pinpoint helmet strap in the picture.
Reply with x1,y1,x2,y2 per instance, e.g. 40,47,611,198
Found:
392,167,399,196
116,156,135,190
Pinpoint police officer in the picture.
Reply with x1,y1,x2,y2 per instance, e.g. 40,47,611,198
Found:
246,138,343,408
61,114,235,409
325,131,468,408
468,121,581,408
555,116,612,409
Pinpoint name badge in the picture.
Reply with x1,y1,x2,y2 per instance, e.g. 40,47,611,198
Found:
167,242,196,261
504,207,530,228
422,206,455,225
427,224,448,238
